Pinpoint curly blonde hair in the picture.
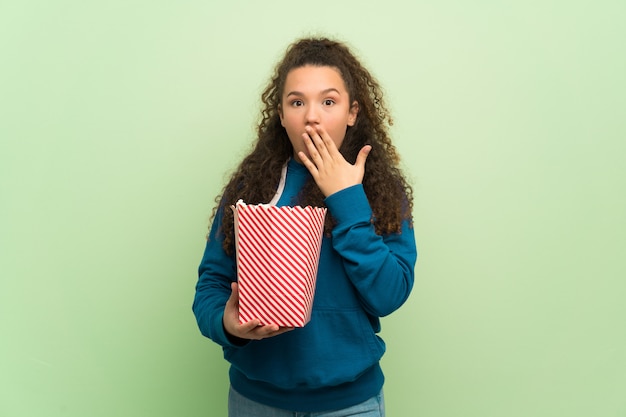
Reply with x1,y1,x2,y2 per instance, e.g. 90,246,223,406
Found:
211,37,413,255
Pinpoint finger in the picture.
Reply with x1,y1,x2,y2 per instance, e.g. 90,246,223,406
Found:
302,131,321,162
245,323,278,340
256,323,280,335
265,327,294,338
277,326,295,335
298,150,315,170
306,126,330,162
307,126,333,159
315,125,339,156
239,319,262,333
298,151,322,182
252,324,294,339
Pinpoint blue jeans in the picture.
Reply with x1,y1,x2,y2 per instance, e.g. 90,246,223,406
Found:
228,386,385,417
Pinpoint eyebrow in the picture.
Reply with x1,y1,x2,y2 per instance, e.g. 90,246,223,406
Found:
285,88,342,97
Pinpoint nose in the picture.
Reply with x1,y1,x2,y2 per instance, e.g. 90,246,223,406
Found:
305,105,320,125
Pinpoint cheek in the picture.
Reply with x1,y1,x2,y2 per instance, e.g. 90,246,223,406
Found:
284,123,302,139
329,124,349,146
281,113,300,131
281,116,304,144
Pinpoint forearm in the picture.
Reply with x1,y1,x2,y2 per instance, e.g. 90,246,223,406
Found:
327,185,417,316
192,216,239,347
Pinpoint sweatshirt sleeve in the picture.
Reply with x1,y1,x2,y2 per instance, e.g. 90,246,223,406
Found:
325,184,417,317
192,208,241,348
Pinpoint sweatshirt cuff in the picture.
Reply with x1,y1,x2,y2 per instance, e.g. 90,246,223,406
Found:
324,184,372,224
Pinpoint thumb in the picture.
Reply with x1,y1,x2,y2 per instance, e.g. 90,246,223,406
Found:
228,282,239,306
355,145,372,168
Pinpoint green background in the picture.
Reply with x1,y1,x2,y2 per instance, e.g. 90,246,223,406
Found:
2,1,625,416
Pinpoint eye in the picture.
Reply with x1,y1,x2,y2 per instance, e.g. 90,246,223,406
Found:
291,99,304,107
323,99,335,106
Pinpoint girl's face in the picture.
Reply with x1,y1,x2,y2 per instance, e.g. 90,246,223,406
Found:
279,65,358,163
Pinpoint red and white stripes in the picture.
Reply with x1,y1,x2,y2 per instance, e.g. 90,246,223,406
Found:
233,201,326,327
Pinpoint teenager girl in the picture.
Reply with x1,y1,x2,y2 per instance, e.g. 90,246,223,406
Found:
193,37,417,416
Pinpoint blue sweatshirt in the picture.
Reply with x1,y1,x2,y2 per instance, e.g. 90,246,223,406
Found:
193,159,417,412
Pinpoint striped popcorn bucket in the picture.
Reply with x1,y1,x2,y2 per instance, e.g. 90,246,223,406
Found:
232,200,326,327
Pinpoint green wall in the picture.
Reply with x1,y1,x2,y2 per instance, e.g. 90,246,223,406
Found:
1,1,625,416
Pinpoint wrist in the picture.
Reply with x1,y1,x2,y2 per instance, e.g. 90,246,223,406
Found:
223,322,249,346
